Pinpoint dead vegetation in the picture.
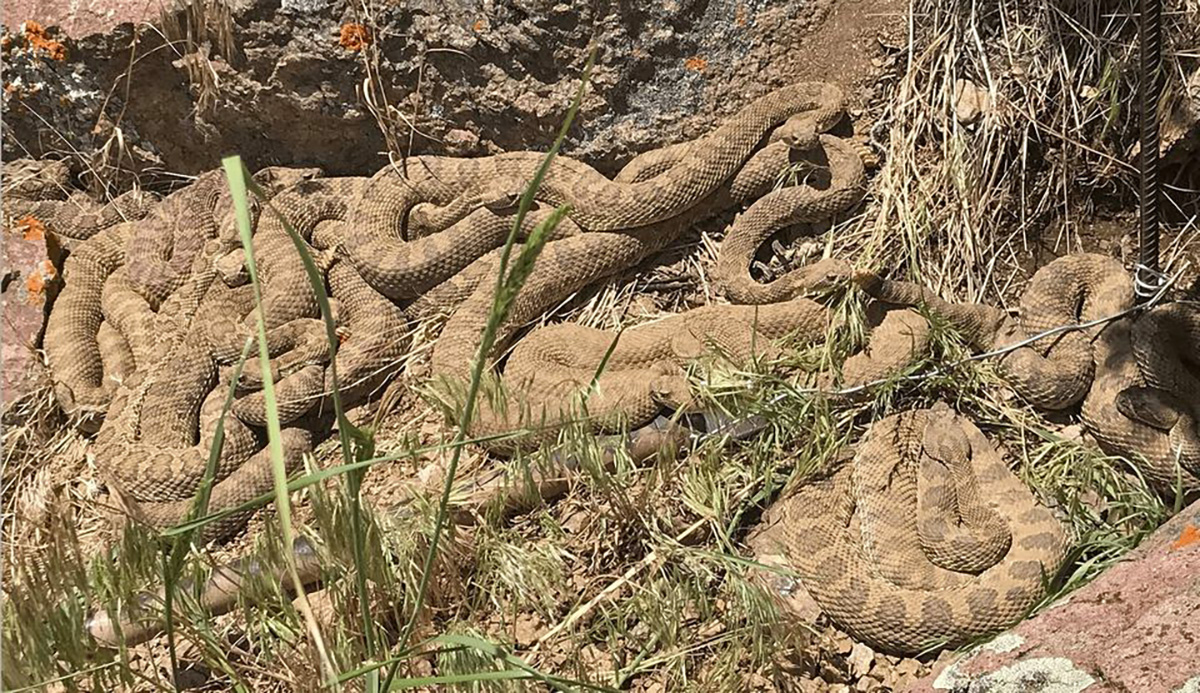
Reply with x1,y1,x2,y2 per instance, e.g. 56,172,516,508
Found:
2,0,1198,691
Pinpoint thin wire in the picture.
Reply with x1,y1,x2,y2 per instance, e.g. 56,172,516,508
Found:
750,267,1182,405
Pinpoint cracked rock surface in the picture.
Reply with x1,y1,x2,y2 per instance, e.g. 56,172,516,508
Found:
3,0,897,186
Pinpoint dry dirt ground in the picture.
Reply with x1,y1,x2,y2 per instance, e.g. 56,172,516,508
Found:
2,0,1199,691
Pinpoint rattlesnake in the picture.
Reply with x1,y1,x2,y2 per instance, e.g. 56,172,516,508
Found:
333,83,847,311
748,404,1069,655
43,167,320,424
1084,302,1200,493
2,158,156,240
429,127,871,452
463,298,834,454
351,82,847,235
615,127,873,305
855,254,1200,495
854,254,1132,410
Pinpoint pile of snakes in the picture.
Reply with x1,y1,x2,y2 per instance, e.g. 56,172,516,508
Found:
5,81,1197,656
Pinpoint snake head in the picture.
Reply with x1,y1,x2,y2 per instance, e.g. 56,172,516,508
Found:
649,373,694,410
772,115,823,153
52,382,106,434
478,181,524,212
252,165,324,195
3,158,71,200
850,269,885,296
799,257,854,292
1115,386,1185,430
215,248,249,286
922,404,971,463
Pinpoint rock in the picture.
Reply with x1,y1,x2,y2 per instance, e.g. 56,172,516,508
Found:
847,643,874,680
1,216,61,406
749,551,823,625
2,0,897,183
909,497,1200,693
953,79,990,126
2,1,158,38
513,612,544,648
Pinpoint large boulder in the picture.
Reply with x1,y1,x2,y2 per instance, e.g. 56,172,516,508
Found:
910,497,1200,693
1,216,61,405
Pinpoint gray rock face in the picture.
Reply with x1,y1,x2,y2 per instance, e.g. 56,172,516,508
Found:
3,0,858,184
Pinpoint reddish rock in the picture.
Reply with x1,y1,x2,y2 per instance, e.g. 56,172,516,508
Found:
2,217,60,405
909,498,1200,693
2,0,158,39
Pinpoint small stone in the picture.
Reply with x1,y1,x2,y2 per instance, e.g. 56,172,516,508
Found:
847,642,875,679
513,612,543,648
895,658,922,677
748,552,822,623
819,657,848,683
791,678,825,693
954,79,990,126
443,128,480,155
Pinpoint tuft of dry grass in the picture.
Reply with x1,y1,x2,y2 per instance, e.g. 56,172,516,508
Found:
862,0,1199,299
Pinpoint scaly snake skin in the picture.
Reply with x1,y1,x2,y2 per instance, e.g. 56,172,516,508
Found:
855,254,1200,493
10,79,1193,653
749,404,1069,655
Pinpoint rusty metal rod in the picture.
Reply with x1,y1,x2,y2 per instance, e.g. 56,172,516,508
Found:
1136,0,1164,301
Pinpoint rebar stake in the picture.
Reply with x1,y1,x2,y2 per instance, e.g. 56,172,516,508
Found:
1136,0,1165,302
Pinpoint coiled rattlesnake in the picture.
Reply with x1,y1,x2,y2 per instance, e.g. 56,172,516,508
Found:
749,404,1068,655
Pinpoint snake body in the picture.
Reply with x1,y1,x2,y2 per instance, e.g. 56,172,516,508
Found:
855,254,1200,494
2,158,156,240
1084,302,1200,492
750,405,1068,655
428,125,871,452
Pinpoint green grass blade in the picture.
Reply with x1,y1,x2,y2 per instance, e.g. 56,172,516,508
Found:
221,155,338,685
393,49,596,667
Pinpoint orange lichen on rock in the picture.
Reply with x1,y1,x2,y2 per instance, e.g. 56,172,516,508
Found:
21,21,67,61
339,23,371,52
472,19,486,32
1172,524,1199,551
14,216,46,240
25,259,57,301
684,56,707,72
735,4,749,26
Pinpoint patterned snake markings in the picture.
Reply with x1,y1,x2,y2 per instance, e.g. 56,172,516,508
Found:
10,80,1195,654
749,404,1069,655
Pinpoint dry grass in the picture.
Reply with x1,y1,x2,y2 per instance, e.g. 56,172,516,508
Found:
3,0,1199,691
